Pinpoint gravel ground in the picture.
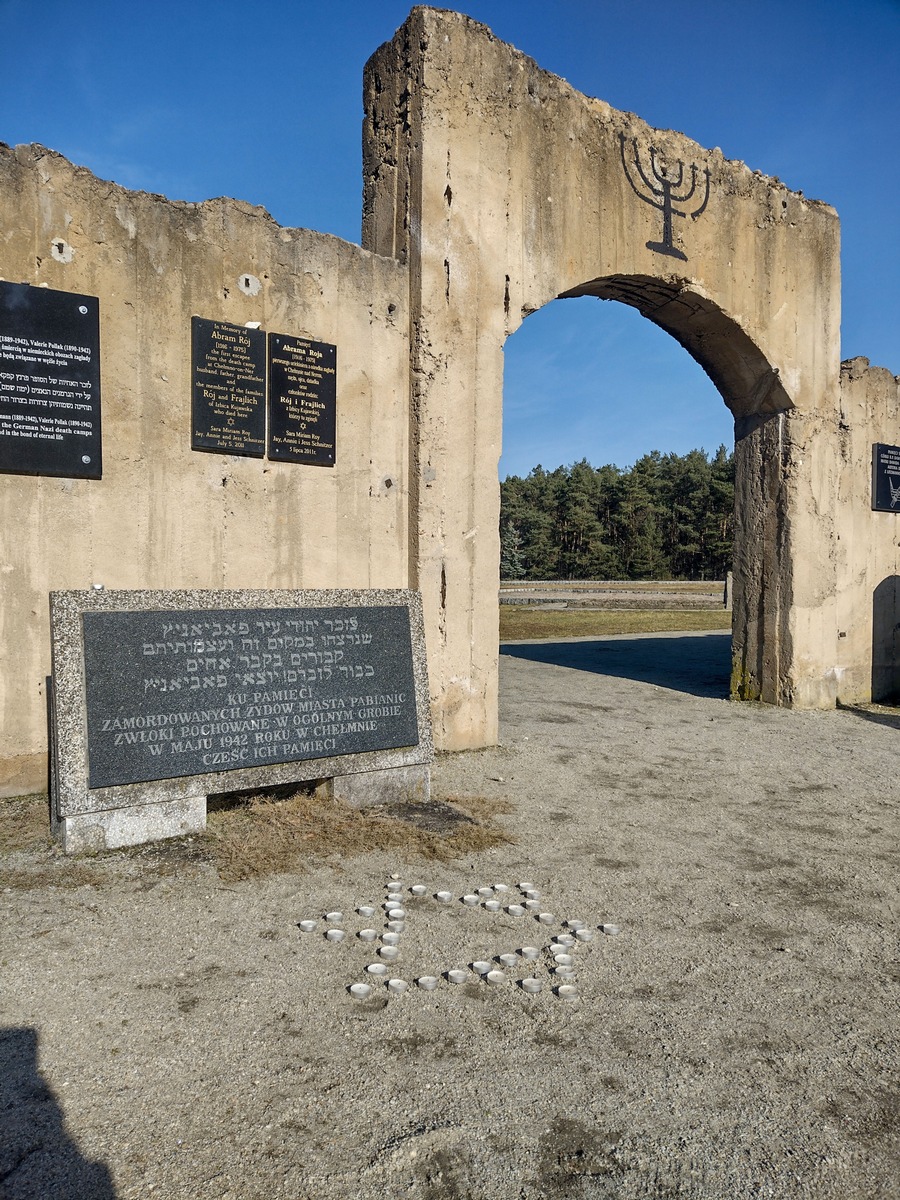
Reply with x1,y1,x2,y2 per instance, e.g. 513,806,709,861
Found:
1,630,898,1199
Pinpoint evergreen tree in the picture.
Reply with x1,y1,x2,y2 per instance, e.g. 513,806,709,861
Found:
499,522,527,579
499,446,734,580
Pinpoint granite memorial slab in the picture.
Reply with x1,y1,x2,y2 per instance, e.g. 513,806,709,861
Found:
0,281,102,478
50,588,432,853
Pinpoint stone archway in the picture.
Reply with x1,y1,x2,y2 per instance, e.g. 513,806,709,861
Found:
557,275,794,706
364,8,843,750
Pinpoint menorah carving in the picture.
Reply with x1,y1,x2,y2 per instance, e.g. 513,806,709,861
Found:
619,133,711,262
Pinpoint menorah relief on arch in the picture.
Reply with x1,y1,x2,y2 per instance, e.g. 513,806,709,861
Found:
619,132,711,262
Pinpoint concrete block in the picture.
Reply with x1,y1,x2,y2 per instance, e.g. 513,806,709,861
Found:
330,763,431,808
52,793,206,853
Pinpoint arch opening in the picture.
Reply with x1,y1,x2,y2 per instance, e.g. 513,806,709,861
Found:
560,276,794,421
500,279,785,702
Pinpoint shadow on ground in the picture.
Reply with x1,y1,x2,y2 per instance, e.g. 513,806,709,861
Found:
501,632,732,700
837,702,900,732
0,1027,117,1198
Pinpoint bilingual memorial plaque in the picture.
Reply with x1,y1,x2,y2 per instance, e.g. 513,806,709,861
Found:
267,333,336,466
872,443,900,512
0,281,102,478
82,604,418,788
191,317,266,456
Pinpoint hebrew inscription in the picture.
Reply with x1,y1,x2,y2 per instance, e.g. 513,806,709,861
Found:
82,605,419,788
0,281,102,478
191,317,266,456
619,133,710,262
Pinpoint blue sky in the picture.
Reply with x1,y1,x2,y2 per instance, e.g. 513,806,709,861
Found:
1,0,897,478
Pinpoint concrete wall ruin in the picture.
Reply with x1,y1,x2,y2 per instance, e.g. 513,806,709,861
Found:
0,145,410,796
1,6,899,799
363,8,847,735
836,359,900,702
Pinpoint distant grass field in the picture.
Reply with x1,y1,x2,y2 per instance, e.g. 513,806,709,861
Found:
499,607,732,640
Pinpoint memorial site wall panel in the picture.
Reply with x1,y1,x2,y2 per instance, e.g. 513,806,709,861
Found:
871,443,900,512
0,281,101,478
267,334,336,466
191,317,266,456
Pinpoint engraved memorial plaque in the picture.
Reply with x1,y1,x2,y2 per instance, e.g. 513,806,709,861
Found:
81,604,418,788
0,281,102,478
872,443,900,512
191,317,266,456
267,333,336,466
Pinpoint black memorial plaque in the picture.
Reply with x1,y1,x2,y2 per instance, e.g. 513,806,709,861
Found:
82,605,418,788
191,317,266,456
267,333,336,465
0,281,101,478
873,443,900,512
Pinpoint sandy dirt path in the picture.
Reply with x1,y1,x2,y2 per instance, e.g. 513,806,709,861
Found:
2,630,898,1199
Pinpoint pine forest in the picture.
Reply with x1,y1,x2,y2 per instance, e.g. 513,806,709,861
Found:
500,447,734,581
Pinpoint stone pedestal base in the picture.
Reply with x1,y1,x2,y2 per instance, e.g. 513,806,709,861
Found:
329,764,431,808
52,794,207,854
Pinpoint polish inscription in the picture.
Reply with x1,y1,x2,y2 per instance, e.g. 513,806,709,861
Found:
0,281,102,478
267,333,336,466
872,443,900,511
191,317,266,456
82,605,418,788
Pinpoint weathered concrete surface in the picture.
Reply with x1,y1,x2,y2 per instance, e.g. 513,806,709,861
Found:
835,358,900,701
364,8,842,735
330,763,431,807
2,7,900,798
0,146,410,796
52,793,207,855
